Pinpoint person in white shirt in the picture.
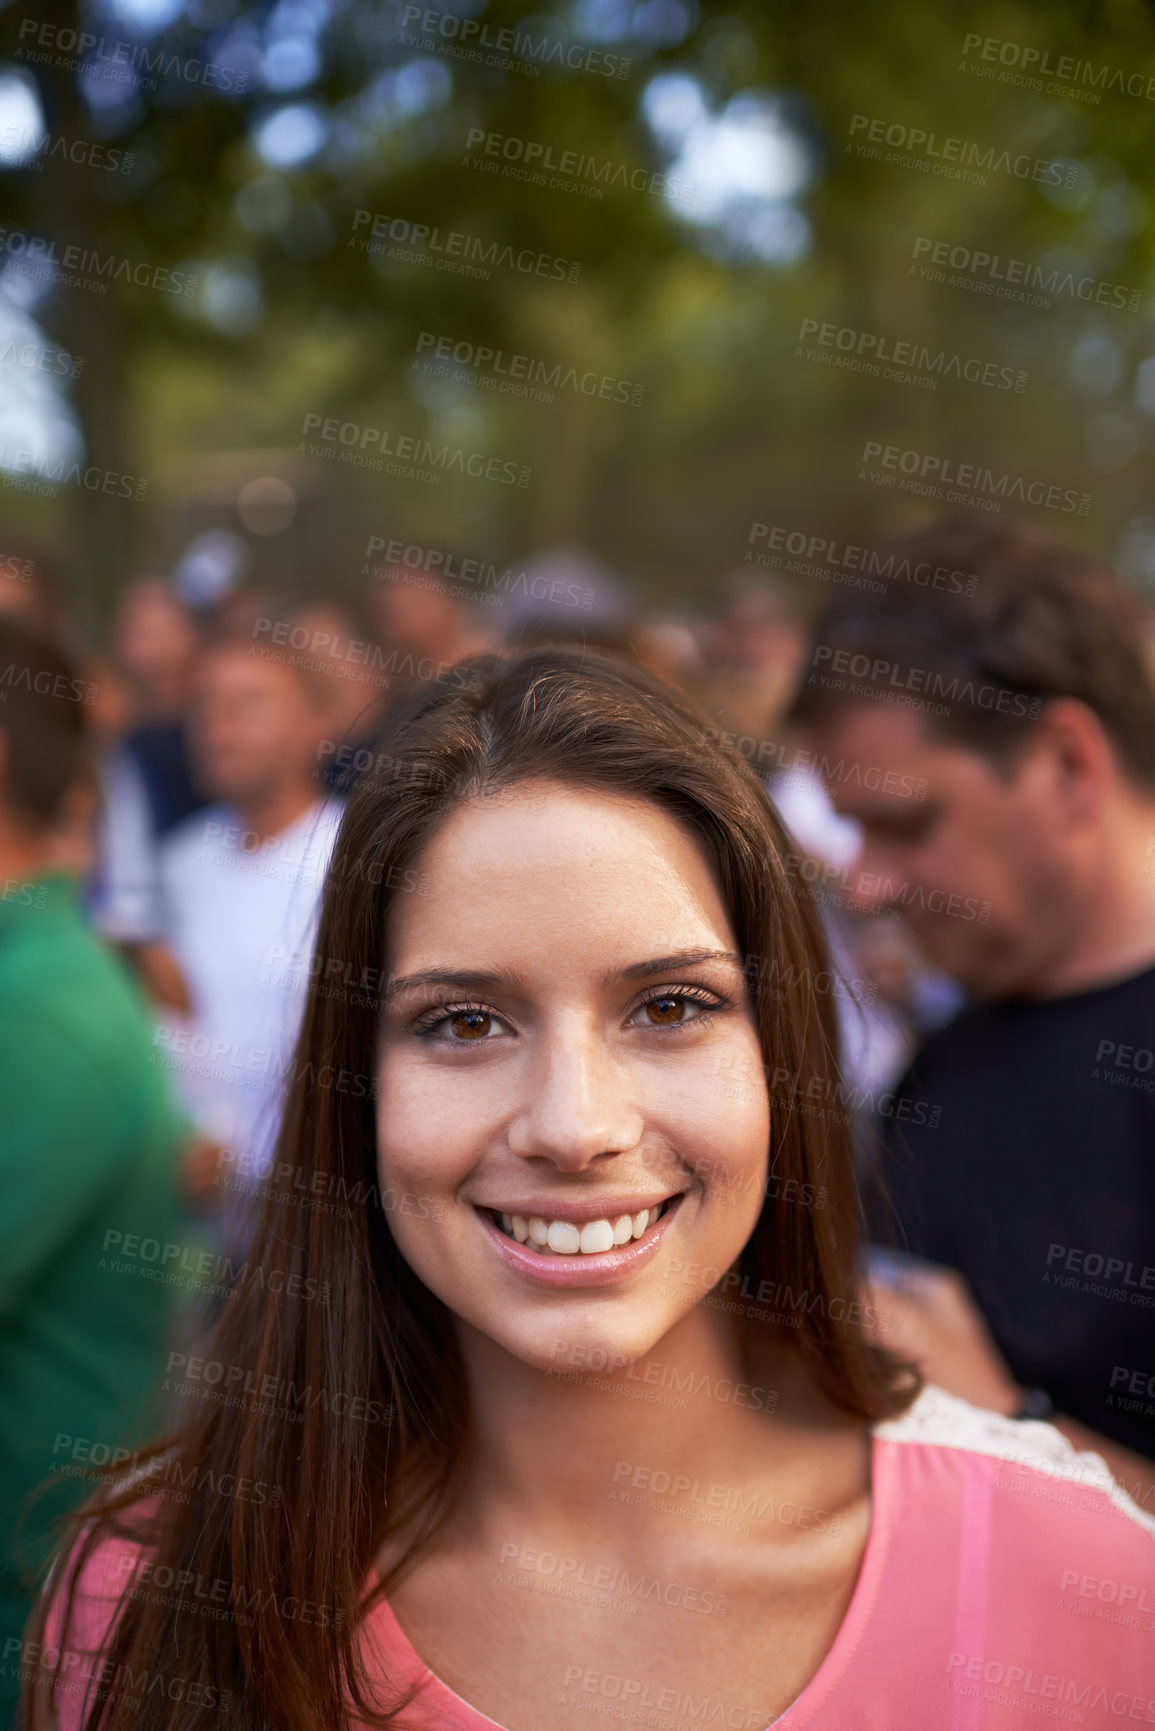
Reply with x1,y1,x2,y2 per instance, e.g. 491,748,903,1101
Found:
156,635,343,1235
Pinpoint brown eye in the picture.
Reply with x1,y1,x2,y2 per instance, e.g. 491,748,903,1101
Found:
451,1011,492,1040
644,995,685,1025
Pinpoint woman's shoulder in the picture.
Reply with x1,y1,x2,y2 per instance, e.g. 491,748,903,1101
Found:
45,1514,152,1634
31,1505,160,1731
878,1386,1153,1517
866,1388,1155,1708
876,1385,1155,1576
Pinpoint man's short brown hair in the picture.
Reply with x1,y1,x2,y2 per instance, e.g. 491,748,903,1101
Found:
789,517,1155,790
0,617,91,829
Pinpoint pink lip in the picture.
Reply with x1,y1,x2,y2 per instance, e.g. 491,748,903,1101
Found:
475,1194,685,1288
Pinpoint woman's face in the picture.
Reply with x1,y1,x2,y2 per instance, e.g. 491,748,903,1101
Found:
375,780,771,1373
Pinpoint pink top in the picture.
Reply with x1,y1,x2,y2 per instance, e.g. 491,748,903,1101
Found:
34,1389,1155,1730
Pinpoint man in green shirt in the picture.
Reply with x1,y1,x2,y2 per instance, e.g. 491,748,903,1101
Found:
0,618,188,1726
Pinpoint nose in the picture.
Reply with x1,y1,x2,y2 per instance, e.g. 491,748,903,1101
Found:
506,1028,645,1171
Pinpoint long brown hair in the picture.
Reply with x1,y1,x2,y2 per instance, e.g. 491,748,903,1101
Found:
24,643,917,1731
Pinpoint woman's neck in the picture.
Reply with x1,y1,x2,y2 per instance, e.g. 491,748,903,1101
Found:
444,1306,866,1553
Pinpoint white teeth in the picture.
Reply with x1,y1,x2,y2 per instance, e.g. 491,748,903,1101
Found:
580,1219,615,1254
547,1220,581,1254
496,1200,673,1255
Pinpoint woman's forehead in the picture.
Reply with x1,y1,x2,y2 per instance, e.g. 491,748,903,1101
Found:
384,784,735,971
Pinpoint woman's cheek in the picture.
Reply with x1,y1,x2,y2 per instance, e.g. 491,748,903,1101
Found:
675,1043,769,1230
377,1059,457,1158
655,1031,769,1154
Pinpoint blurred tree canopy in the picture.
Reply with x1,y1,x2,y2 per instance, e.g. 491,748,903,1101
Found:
2,0,1155,625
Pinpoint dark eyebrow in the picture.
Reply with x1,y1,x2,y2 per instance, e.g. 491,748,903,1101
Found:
384,967,525,1001
610,949,742,983
384,950,742,1002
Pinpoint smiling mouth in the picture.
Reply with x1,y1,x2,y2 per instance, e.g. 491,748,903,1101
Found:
485,1196,681,1256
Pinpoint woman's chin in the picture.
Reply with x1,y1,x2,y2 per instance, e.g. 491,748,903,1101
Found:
487,1305,695,1381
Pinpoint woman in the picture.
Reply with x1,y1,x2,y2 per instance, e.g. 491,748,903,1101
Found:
23,646,1155,1730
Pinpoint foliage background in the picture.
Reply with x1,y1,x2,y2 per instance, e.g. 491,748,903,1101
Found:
1,0,1154,627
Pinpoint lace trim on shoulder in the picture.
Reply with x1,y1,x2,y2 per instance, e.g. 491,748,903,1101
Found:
875,1384,1155,1539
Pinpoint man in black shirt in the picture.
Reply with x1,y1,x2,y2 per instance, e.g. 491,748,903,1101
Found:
787,517,1155,1495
